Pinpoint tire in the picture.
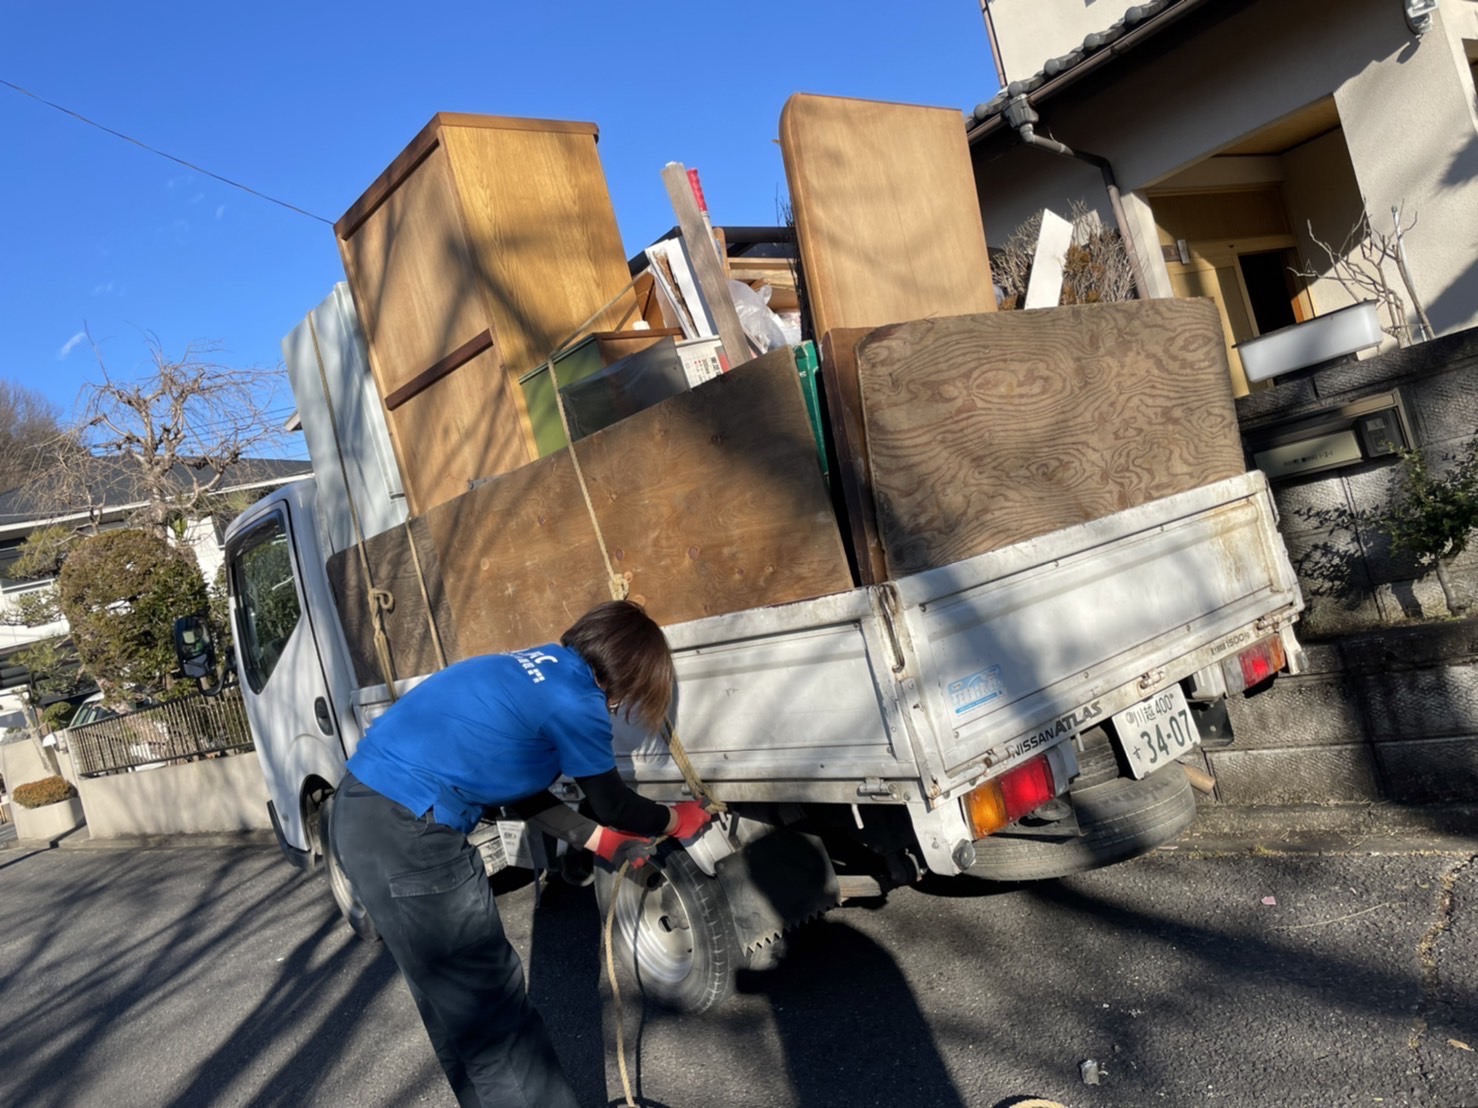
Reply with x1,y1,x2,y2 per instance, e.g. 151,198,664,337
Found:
318,792,381,943
966,763,1197,882
593,849,739,1013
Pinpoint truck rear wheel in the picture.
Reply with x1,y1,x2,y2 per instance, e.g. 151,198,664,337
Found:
593,849,739,1013
318,792,380,943
966,762,1196,882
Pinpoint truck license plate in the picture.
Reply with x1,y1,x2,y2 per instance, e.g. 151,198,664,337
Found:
1112,683,1200,779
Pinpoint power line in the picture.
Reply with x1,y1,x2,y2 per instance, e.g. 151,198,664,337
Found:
1,77,333,225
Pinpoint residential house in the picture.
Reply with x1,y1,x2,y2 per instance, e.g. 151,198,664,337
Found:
971,0,1478,394
0,456,312,731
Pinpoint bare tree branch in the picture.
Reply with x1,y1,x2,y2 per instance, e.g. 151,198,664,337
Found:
36,339,292,538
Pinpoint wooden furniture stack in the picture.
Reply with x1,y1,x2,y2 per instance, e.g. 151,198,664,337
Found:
334,113,642,516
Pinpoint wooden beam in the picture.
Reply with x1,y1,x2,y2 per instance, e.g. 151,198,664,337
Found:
661,162,752,369
383,329,494,411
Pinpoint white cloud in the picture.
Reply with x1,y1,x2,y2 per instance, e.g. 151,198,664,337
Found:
215,204,226,220
92,281,114,296
57,332,87,360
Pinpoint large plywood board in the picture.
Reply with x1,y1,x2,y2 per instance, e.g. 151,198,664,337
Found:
428,348,853,656
327,517,459,688
856,299,1246,577
780,94,996,343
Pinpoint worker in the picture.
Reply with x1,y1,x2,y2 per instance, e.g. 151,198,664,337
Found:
330,599,714,1108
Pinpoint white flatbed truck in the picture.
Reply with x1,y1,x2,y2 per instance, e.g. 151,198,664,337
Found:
197,436,1303,1010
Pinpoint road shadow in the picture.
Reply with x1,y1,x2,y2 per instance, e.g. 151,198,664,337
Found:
734,918,968,1108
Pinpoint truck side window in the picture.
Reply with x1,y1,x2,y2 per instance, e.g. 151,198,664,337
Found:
229,513,302,694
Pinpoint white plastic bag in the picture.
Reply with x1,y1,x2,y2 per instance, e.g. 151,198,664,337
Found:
727,279,791,354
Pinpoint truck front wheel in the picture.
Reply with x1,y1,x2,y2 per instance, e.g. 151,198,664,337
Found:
966,761,1197,882
593,849,740,1013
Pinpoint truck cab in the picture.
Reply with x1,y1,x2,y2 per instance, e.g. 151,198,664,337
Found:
221,481,359,868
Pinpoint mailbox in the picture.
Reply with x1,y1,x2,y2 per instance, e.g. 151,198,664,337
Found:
1247,389,1412,481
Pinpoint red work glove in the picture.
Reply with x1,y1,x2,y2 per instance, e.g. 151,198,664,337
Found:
668,800,714,843
591,827,655,871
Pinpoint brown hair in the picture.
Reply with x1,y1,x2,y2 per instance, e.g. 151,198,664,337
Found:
561,600,675,731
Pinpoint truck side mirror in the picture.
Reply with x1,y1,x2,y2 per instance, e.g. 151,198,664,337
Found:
173,615,216,680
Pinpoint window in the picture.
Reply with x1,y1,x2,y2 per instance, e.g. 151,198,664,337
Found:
228,513,301,693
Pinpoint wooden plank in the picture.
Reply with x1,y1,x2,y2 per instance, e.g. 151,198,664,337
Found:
662,162,752,369
428,348,852,655
819,329,889,585
779,94,997,342
854,299,1247,577
326,517,459,688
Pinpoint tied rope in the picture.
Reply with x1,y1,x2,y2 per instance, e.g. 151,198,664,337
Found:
528,275,648,602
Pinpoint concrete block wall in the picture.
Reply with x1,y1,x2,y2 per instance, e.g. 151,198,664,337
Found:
1220,331,1478,804
1237,328,1478,637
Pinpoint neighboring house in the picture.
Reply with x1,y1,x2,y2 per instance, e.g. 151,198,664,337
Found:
972,0,1478,394
0,456,312,731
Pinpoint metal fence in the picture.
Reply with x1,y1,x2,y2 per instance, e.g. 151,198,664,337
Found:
65,687,254,778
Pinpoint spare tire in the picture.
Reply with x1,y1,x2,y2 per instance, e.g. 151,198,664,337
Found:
966,762,1197,882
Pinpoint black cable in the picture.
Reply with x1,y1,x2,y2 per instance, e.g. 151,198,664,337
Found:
1,77,333,225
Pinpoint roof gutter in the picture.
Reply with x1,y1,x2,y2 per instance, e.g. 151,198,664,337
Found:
1003,96,1151,300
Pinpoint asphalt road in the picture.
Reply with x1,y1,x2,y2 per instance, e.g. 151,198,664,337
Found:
0,820,1474,1108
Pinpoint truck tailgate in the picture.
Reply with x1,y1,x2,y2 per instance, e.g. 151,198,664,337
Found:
620,471,1300,806
896,471,1301,794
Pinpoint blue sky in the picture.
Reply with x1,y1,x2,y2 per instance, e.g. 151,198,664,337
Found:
1,2,997,453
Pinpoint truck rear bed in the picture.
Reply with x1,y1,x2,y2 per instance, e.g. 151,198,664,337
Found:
616,470,1301,806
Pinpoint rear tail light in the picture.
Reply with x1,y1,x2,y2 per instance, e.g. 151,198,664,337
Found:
963,751,1064,840
1221,635,1286,695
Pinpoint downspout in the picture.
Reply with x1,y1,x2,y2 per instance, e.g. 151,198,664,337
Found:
1003,93,1152,300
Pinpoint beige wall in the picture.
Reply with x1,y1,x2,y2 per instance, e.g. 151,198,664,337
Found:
1336,6,1478,336
986,0,1138,84
1,735,59,791
972,0,1478,339
74,751,272,839
1280,128,1373,320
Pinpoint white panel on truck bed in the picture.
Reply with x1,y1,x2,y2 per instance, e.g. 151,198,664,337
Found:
283,283,407,556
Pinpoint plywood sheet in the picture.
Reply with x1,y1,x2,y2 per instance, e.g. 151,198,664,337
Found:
855,299,1246,577
327,517,459,688
428,348,853,655
819,329,888,586
780,94,996,343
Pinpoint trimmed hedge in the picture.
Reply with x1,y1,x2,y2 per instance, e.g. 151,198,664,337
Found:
12,775,79,809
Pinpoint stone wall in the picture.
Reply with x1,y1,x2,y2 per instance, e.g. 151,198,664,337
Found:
1216,329,1478,804
1237,328,1478,637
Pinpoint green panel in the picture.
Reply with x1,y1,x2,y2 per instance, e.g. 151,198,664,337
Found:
520,337,608,457
792,341,829,483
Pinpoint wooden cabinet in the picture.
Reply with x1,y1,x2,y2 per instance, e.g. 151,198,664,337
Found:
335,113,639,514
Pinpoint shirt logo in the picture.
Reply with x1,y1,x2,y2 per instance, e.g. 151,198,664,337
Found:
513,649,559,684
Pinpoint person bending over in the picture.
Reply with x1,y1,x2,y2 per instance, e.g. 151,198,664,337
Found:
331,599,713,1108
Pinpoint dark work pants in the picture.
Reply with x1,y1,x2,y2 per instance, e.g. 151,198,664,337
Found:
331,773,581,1108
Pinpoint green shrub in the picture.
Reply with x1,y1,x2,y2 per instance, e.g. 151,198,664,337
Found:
12,775,79,809
57,528,208,701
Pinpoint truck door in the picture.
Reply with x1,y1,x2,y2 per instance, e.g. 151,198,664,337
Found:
226,503,343,855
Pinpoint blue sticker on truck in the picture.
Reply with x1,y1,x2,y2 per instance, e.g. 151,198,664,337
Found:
950,666,1005,714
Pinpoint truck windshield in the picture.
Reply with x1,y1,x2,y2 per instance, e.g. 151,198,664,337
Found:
229,512,302,694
